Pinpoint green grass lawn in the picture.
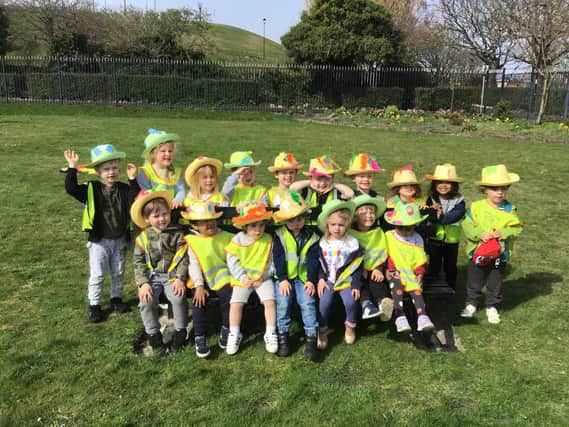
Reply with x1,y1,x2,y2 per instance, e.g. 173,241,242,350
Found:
0,104,567,425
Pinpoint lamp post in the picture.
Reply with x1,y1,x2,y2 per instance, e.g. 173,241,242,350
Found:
263,18,267,61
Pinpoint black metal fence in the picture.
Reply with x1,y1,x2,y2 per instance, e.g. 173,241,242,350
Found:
1,56,569,120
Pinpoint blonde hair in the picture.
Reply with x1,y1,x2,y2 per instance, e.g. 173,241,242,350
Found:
150,142,177,179
190,164,219,200
324,209,351,240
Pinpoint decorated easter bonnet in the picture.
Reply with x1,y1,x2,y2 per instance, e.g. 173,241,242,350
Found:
181,200,223,221
273,190,309,223
224,151,261,169
185,156,223,186
302,154,341,177
317,199,356,233
232,202,273,228
476,164,520,186
424,163,464,183
386,165,420,189
130,189,173,229
86,144,126,168
353,194,387,219
141,128,179,159
384,202,428,226
344,153,384,176
268,152,303,173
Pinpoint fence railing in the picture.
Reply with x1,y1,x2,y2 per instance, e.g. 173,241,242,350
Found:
1,56,569,120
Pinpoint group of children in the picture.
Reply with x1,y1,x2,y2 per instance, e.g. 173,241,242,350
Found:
63,129,523,359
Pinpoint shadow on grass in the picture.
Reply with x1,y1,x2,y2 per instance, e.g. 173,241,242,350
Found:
500,271,559,312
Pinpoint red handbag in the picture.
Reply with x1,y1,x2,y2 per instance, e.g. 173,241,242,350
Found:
473,238,502,266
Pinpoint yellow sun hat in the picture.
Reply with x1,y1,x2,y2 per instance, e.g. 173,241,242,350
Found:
302,154,341,178
184,156,223,186
476,164,520,186
273,190,309,223
181,200,223,221
224,151,261,169
386,165,420,189
267,152,303,173
384,202,428,226
232,202,273,229
424,163,464,183
344,153,384,176
130,189,173,229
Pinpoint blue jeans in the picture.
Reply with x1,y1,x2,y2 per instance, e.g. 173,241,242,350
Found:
318,285,358,328
275,278,318,337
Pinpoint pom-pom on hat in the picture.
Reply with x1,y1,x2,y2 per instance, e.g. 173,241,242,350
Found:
185,156,223,186
224,151,261,169
317,199,356,233
130,189,173,229
232,202,273,229
424,163,464,183
267,152,303,173
384,202,428,226
86,144,126,168
344,153,384,176
353,194,387,219
181,200,223,221
273,190,309,223
386,165,420,189
476,164,520,186
302,154,341,178
141,128,179,159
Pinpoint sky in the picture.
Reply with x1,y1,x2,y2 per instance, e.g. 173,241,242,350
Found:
100,0,307,43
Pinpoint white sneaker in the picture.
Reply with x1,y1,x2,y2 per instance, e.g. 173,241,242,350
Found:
226,332,243,355
378,298,394,322
264,332,278,354
461,304,477,318
486,307,501,324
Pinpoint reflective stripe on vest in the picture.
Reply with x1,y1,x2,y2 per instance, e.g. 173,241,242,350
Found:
275,227,319,281
82,181,95,231
349,228,387,270
433,223,461,244
140,164,182,198
183,192,225,207
385,230,427,292
225,234,273,287
305,188,338,225
185,231,233,291
333,255,363,291
135,230,187,282
230,185,267,206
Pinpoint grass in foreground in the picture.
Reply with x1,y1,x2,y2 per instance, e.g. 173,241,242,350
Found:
0,104,567,425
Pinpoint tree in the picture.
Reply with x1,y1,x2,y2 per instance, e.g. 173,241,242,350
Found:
282,0,403,65
0,5,9,55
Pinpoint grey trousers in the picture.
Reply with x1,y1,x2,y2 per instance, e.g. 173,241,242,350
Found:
139,273,188,335
466,260,506,308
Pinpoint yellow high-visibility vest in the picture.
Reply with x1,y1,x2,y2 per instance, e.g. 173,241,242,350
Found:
331,255,363,291
275,226,319,282
349,227,387,271
140,163,182,198
225,234,272,287
82,182,95,231
385,230,427,292
185,231,233,290
183,192,225,207
230,185,267,206
304,188,338,225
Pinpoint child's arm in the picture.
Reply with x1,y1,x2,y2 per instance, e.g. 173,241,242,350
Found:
439,199,466,225
272,236,291,295
172,174,186,209
290,179,309,192
136,167,151,190
496,205,523,240
226,247,250,287
64,149,88,203
188,245,209,308
461,208,484,242
134,240,152,294
334,183,355,200
221,172,239,201
127,165,140,204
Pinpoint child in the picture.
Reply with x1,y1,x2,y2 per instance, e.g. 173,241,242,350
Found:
64,145,138,323
350,195,394,321
272,190,320,360
344,153,384,197
267,152,303,208
182,201,233,358
183,156,227,206
225,202,277,355
291,155,354,229
131,190,189,353
316,200,363,349
424,164,466,290
460,165,523,324
386,165,425,209
384,202,434,333
137,129,186,209
222,151,267,207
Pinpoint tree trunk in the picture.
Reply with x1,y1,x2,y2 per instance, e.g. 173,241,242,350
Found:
536,74,551,124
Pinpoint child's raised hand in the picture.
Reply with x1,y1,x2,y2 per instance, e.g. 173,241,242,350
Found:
234,166,251,176
171,278,186,297
193,286,209,308
304,281,315,297
279,280,292,296
492,229,502,239
351,288,360,301
64,149,79,168
370,269,384,282
138,283,153,303
126,163,138,180
317,279,330,298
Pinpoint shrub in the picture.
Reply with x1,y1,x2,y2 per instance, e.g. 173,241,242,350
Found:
494,100,512,120
383,104,399,119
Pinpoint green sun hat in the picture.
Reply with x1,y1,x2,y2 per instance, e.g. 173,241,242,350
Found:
141,128,179,159
86,144,126,168
224,151,261,169
384,202,428,226
317,199,356,233
353,194,387,219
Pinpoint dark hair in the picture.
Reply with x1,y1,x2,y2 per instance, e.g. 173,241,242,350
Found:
142,198,170,218
429,181,461,199
391,184,422,198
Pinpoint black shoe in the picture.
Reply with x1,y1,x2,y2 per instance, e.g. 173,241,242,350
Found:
218,326,229,349
110,298,130,314
304,335,317,361
171,329,187,353
277,332,290,357
194,335,211,358
148,332,165,353
88,305,103,323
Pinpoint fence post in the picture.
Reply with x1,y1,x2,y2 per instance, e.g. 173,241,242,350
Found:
527,67,535,120
57,57,64,103
112,59,118,105
562,73,569,123
1,56,8,102
480,71,487,114
501,68,506,97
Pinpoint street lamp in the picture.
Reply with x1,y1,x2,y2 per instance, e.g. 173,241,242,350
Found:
263,18,267,61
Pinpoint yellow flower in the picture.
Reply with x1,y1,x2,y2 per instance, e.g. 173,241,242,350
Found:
418,117,425,123
495,118,501,123
395,114,401,120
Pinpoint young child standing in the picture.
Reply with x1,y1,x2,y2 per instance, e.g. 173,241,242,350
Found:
384,202,434,333
64,145,138,323
137,129,186,209
344,153,384,197
424,164,466,290
272,190,320,360
183,156,227,206
225,202,277,355
222,151,267,207
350,195,394,321
182,201,233,358
460,165,523,324
316,200,363,349
131,190,189,353
267,152,303,208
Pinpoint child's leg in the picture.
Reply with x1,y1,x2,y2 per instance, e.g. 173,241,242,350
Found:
139,284,163,335
442,243,459,289
338,287,358,327
369,278,390,302
390,277,406,318
359,278,372,303
229,286,252,328
191,289,208,337
466,261,489,306
164,284,189,331
317,285,335,329
410,290,427,315
108,237,127,301
217,285,233,329
275,280,294,334
256,280,276,328
87,240,111,306
293,279,318,337
484,263,506,308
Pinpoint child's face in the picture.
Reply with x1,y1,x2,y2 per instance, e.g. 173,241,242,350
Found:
399,185,417,200
198,166,217,193
275,169,297,188
144,205,171,232
327,212,348,239
485,186,509,206
244,221,266,239
286,215,305,235
96,159,120,186
395,225,414,237
435,181,452,197
354,205,376,230
191,219,217,236
238,167,255,186
353,174,374,192
152,142,175,168
310,175,333,194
